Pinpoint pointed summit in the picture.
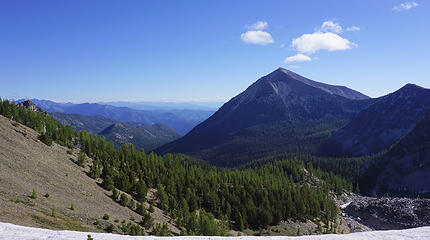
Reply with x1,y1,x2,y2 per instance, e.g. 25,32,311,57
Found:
156,68,373,166
262,67,370,100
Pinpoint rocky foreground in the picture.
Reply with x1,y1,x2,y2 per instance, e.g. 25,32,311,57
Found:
343,196,430,230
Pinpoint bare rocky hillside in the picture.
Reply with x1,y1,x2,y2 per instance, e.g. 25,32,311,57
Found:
0,115,177,234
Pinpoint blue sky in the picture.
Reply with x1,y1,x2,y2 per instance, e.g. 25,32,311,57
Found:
0,0,429,102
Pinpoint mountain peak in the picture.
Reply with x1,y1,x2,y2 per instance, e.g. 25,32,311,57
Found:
400,83,423,90
262,67,370,100
156,68,373,166
273,67,301,78
389,83,428,98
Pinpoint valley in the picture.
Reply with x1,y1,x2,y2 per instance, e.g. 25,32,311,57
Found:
2,1,429,238
1,68,429,238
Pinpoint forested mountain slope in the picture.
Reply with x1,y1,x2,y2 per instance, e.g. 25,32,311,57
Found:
50,112,180,151
99,122,179,151
156,68,373,167
0,97,353,236
322,84,430,157
359,110,430,196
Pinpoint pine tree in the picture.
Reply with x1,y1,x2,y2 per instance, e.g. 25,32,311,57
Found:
156,184,169,211
0,97,3,115
2,100,11,119
135,180,147,202
102,174,114,190
120,193,129,207
112,188,120,201
77,150,86,167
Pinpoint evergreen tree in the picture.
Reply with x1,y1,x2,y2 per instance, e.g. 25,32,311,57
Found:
77,150,86,167
102,174,114,190
112,188,120,201
156,184,169,211
120,193,129,207
2,100,11,119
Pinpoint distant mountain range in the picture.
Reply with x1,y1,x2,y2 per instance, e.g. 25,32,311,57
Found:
22,99,215,135
156,68,429,171
50,112,180,151
101,101,224,111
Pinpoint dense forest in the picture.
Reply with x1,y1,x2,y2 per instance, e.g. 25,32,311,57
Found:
0,98,353,236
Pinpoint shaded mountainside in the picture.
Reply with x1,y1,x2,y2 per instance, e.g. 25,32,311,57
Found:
23,99,213,135
359,110,430,196
50,112,180,151
321,84,430,157
156,68,373,167
99,122,180,151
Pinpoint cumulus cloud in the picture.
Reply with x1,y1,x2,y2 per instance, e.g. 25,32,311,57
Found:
393,1,419,11
292,32,357,54
284,53,312,63
246,21,268,30
346,26,360,31
319,21,342,33
241,30,274,45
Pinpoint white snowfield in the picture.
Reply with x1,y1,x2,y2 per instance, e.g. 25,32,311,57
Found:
1,222,430,240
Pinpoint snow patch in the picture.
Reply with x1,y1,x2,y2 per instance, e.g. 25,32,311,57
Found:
341,201,352,209
1,222,430,240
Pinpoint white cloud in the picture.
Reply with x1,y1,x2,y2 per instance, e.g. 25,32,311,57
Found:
246,21,268,30
284,53,312,63
346,26,360,31
241,30,274,45
393,1,419,11
320,21,342,33
292,32,357,54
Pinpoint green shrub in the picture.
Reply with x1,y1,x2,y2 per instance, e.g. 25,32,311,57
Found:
153,223,170,236
105,224,114,233
103,213,110,220
30,189,37,199
38,133,52,146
